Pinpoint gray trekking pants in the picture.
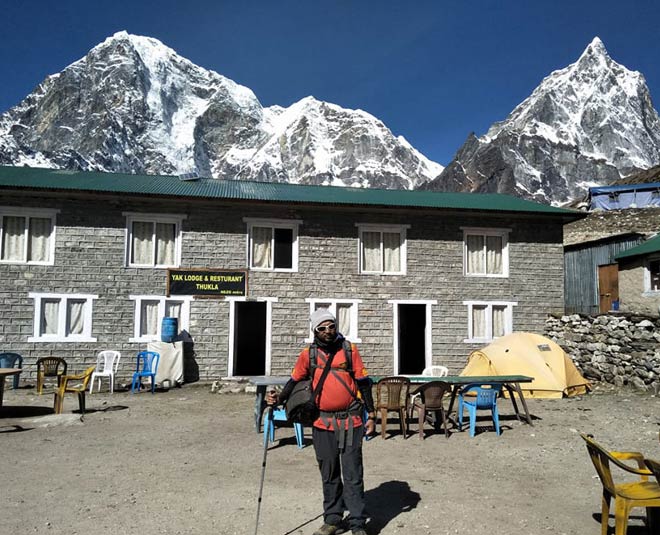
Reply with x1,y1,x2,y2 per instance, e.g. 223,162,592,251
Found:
312,425,366,530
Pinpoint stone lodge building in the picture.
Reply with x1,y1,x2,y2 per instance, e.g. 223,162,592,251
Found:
0,165,583,382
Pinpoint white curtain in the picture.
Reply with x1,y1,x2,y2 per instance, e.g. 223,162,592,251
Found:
42,299,59,335
252,227,272,268
165,301,182,319
67,300,85,335
140,301,159,337
383,232,401,272
492,306,506,338
337,304,351,337
2,216,25,261
472,305,486,339
466,235,485,274
486,235,503,275
28,217,52,262
132,221,153,265
362,231,381,272
155,223,176,266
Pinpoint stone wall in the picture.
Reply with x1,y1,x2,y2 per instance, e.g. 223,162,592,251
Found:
545,313,660,392
0,188,566,381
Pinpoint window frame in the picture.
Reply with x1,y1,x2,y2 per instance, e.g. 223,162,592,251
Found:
305,298,363,343
0,206,58,265
463,300,517,343
356,223,409,275
644,255,660,293
129,295,193,343
124,212,185,269
244,217,301,273
461,226,510,278
28,292,98,342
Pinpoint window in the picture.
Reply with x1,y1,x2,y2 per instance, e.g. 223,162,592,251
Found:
357,224,408,274
129,295,192,342
0,207,57,265
305,299,362,342
125,213,184,268
244,218,300,272
646,257,660,292
28,292,97,342
462,227,510,277
463,301,517,343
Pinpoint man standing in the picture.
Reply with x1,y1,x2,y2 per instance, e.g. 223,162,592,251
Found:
269,308,376,535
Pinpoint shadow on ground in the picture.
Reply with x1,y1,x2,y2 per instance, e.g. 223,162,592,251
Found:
366,480,420,534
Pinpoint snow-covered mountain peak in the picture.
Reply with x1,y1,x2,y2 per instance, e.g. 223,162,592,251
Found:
0,32,441,189
424,37,660,205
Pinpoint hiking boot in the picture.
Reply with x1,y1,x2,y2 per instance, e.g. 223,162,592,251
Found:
312,523,342,535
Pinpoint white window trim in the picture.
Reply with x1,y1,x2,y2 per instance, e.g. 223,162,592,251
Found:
461,226,510,278
243,217,301,273
129,295,193,342
388,299,437,375
463,300,517,343
305,298,363,343
643,255,660,294
28,292,98,342
356,223,410,275
123,212,186,269
0,206,59,266
226,296,278,377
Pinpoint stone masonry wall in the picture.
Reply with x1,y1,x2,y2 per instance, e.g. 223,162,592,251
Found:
0,189,566,383
545,313,660,392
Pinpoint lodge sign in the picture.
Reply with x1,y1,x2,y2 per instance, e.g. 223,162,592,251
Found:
167,268,248,297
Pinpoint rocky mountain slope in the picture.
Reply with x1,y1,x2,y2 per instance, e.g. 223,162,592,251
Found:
422,38,660,205
0,32,442,189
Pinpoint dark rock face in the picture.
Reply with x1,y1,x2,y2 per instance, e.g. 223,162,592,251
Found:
423,38,660,205
0,32,442,189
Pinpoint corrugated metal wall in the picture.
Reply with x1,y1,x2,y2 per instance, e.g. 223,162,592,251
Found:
564,236,644,315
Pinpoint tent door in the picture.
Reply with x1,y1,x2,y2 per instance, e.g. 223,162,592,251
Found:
598,263,619,313
397,304,426,374
233,301,266,376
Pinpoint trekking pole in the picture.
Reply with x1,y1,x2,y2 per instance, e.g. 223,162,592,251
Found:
254,404,273,535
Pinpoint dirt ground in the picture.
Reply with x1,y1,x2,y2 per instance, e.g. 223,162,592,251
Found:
1,381,659,535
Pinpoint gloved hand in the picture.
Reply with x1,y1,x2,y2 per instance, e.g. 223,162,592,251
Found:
265,389,279,406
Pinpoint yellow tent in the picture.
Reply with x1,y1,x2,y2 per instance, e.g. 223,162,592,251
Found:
460,332,591,398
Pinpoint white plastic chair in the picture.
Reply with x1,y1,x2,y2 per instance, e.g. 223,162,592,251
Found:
89,350,121,394
422,365,449,377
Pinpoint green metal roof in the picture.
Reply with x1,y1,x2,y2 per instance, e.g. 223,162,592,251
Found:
0,165,582,218
615,234,660,260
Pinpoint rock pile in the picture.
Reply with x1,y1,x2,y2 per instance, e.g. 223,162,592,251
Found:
545,313,660,393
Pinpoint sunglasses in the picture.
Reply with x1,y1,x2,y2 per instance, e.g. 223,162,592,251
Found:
315,323,337,333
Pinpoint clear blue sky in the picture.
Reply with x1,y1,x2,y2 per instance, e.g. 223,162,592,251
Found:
2,0,660,165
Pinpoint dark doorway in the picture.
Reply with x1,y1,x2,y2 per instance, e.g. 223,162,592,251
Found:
234,301,266,376
398,304,426,374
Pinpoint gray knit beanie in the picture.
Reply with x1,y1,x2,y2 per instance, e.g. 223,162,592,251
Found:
310,308,336,331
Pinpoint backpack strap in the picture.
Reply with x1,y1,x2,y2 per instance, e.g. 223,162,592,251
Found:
309,339,353,374
309,340,359,402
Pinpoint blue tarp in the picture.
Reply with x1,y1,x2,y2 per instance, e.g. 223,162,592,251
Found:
589,182,660,210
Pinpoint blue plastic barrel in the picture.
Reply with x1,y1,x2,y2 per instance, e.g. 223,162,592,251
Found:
161,317,178,342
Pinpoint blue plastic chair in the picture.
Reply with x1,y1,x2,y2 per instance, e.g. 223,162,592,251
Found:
131,351,160,394
0,352,23,389
263,408,304,449
457,384,502,437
